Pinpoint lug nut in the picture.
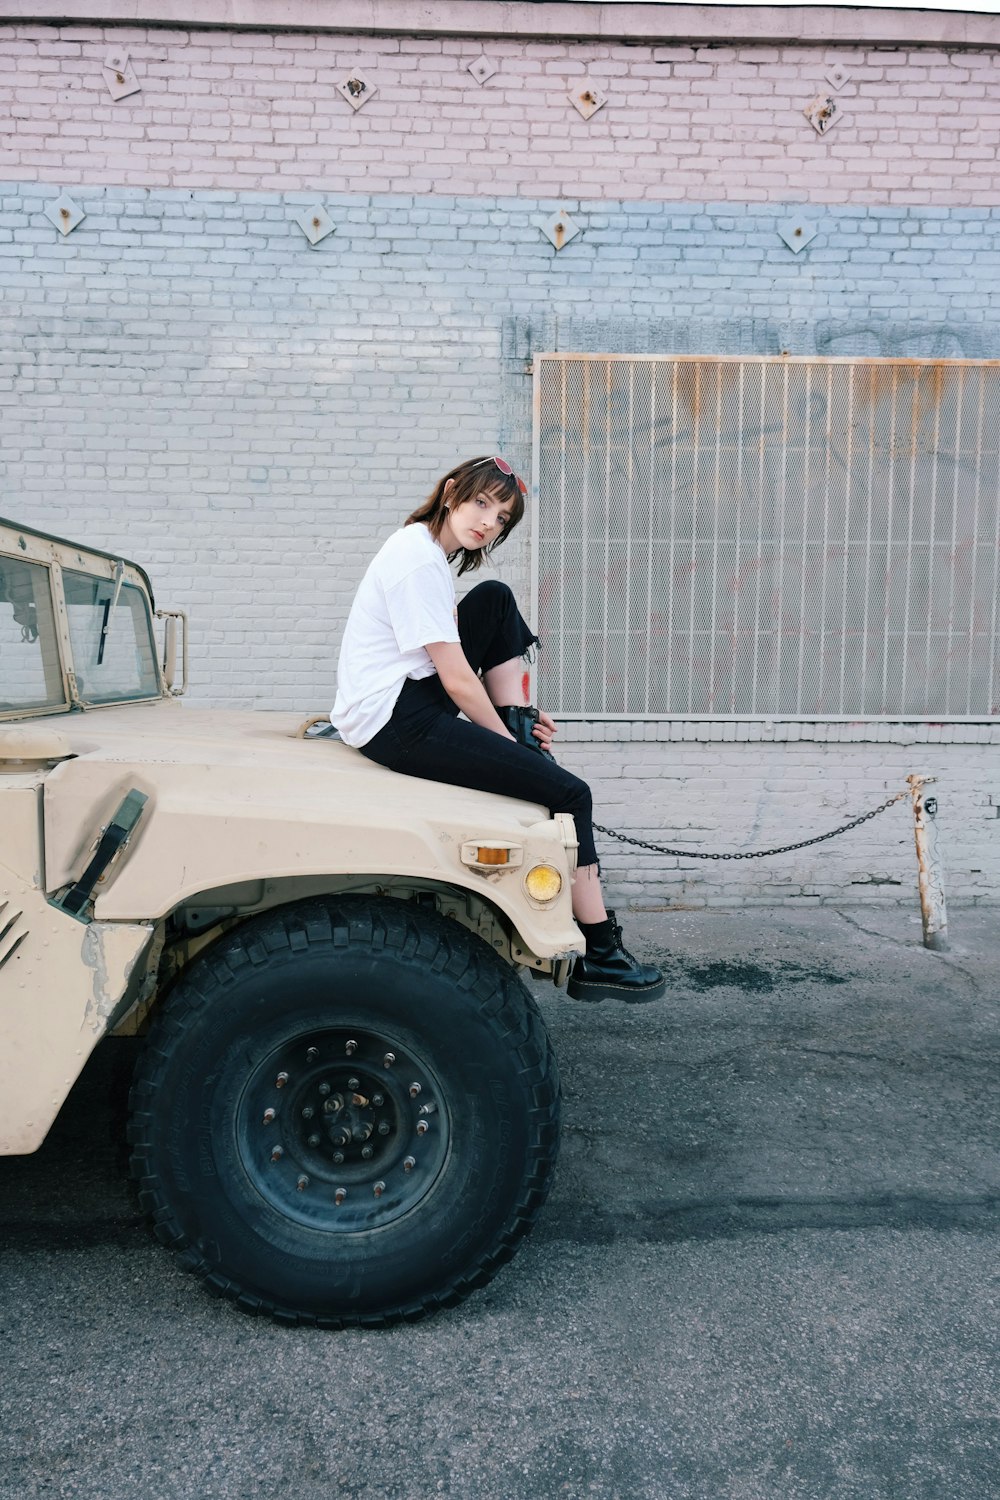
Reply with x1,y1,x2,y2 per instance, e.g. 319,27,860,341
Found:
270,1145,284,1162
416,1120,429,1136
361,1145,374,1160
307,1133,321,1148
377,1121,391,1137
296,1174,309,1191
332,1150,345,1164
372,1093,384,1108
373,1181,385,1198
403,1155,416,1172
306,1046,319,1062
383,1052,396,1068
409,1082,421,1098
318,1082,331,1097
262,1107,276,1125
335,1187,347,1205
345,1040,357,1056
275,1071,289,1089
347,1076,360,1091
301,1105,314,1120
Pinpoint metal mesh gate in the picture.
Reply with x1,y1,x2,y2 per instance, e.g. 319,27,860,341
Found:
531,354,1000,719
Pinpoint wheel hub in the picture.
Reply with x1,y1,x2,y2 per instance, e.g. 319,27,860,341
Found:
238,1027,449,1231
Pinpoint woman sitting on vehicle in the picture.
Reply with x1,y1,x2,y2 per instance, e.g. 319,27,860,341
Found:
331,455,665,1003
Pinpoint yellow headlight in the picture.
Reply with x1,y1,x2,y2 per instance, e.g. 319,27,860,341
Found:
524,864,563,902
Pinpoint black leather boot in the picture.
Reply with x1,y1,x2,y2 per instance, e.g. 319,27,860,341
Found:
497,704,550,755
567,911,666,1003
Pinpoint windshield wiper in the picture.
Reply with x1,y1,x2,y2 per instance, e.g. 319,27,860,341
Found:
96,559,126,666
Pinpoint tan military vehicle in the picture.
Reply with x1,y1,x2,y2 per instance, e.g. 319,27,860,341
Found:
0,516,583,1326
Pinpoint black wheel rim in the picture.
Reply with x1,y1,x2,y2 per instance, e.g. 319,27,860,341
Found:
237,1027,451,1231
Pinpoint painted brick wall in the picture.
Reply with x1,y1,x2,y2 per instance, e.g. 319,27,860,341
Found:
2,15,999,912
5,183,1000,685
2,25,999,204
4,180,998,909
554,723,1000,909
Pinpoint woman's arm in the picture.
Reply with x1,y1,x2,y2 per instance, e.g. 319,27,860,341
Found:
424,641,517,739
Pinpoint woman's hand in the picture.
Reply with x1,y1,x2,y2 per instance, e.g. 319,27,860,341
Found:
532,710,558,751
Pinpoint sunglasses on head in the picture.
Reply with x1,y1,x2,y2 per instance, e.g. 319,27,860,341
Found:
471,456,528,496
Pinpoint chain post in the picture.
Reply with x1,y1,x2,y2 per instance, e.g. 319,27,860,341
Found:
907,774,948,953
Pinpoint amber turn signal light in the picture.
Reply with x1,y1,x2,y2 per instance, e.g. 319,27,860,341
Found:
476,847,509,866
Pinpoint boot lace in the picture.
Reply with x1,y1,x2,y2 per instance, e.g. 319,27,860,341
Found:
611,919,638,964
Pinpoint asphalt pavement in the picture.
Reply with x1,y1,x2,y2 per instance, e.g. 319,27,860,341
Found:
1,904,997,1500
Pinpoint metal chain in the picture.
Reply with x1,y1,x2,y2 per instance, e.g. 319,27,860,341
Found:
593,787,913,862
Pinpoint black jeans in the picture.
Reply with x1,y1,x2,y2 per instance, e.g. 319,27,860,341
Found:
360,580,598,867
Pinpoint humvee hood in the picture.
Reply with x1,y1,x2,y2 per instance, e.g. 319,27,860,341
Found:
39,703,579,950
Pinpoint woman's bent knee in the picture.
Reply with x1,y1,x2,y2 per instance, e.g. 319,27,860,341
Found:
464,579,514,606
554,773,592,821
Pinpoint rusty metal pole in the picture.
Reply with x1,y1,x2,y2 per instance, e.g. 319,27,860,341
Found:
908,774,948,952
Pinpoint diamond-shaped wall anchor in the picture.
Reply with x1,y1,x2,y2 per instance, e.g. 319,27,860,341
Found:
569,82,607,120
44,193,85,236
338,71,376,111
294,204,335,246
803,94,839,135
777,218,818,254
468,54,496,85
538,209,580,251
825,64,852,91
102,47,141,101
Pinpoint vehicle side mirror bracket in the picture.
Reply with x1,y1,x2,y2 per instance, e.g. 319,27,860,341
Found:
157,608,189,696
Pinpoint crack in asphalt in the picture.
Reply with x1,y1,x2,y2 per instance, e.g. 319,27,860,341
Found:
539,1191,1000,1246
7,1192,1000,1256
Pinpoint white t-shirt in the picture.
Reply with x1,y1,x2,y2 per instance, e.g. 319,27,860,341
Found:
331,523,460,747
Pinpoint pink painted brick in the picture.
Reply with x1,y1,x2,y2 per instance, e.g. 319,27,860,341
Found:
0,24,995,207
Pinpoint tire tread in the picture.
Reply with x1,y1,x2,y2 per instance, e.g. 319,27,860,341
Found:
129,895,559,1328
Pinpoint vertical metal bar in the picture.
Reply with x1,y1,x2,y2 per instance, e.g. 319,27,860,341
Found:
987,372,1000,717
924,368,943,712
900,367,919,714
774,360,789,713
708,362,723,713
796,362,811,714
730,362,745,714
817,363,833,712
602,359,612,714
751,362,767,715
685,362,701,714
558,357,567,714
644,361,656,713
859,364,876,715
666,360,678,712
965,367,985,716
908,774,949,952
881,364,899,715
580,360,590,714
837,363,856,715
530,357,542,704
944,364,964,715
624,360,635,713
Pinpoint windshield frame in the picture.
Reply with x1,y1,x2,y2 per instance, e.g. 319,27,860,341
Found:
0,518,167,720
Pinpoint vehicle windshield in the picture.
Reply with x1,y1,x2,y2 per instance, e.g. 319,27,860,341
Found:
64,569,160,705
0,557,66,715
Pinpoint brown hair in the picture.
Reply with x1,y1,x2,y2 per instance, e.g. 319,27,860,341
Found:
405,456,526,576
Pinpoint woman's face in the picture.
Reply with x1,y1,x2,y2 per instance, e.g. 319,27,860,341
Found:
440,486,513,554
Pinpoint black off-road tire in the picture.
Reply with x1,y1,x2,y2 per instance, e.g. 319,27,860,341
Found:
127,896,560,1327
